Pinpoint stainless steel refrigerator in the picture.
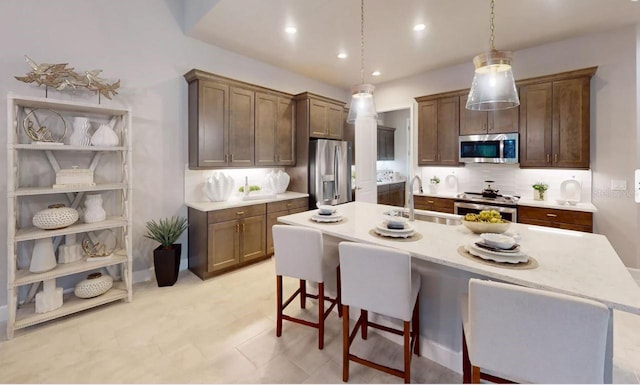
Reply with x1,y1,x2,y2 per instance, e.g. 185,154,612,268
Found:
309,139,352,208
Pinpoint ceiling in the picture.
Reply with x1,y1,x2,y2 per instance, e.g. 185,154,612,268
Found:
187,0,640,89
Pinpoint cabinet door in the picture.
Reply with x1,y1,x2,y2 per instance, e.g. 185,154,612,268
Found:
459,95,488,135
276,96,295,165
255,92,277,166
387,183,405,207
327,104,344,139
240,215,266,262
266,211,282,255
309,99,328,138
377,185,389,205
519,83,553,167
552,78,590,168
417,100,438,165
195,80,228,167
343,108,355,165
229,87,255,166
208,220,240,272
437,96,460,166
489,106,519,134
377,128,385,160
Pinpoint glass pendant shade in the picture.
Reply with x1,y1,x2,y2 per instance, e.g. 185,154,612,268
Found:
466,50,519,111
346,83,378,123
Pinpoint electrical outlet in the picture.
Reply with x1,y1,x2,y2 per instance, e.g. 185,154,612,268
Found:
611,179,627,191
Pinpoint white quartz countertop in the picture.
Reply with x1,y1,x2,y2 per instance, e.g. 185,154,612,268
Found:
186,191,309,212
376,179,406,186
278,201,640,314
412,191,598,213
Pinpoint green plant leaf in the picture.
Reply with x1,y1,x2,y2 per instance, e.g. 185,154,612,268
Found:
144,216,188,247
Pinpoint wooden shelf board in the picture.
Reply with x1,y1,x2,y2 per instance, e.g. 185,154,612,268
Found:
13,251,128,287
12,144,127,151
15,217,128,242
9,94,130,116
15,287,128,330
13,183,127,197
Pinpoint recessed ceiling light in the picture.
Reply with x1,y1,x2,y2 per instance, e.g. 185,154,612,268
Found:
285,26,297,34
338,52,348,59
372,71,381,76
413,24,426,32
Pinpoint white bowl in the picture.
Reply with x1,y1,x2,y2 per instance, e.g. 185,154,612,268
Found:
383,215,408,227
317,204,336,214
480,233,516,249
462,220,511,234
555,199,567,205
567,199,579,206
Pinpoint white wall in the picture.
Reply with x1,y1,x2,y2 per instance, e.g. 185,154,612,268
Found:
378,109,411,180
375,26,640,269
0,0,349,308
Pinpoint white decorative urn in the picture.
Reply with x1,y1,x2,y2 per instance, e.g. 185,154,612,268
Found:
267,170,290,194
204,172,235,202
91,124,119,147
69,117,92,146
83,194,107,223
30,237,57,273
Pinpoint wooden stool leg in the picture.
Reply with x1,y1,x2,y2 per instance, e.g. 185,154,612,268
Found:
318,282,325,350
413,294,420,355
336,266,343,318
300,279,306,309
342,304,350,382
462,327,471,383
404,320,411,384
471,366,480,384
361,309,368,340
276,275,283,337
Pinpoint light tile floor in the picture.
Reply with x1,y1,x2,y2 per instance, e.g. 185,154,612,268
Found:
1,258,639,383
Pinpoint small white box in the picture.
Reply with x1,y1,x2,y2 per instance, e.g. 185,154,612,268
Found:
53,167,95,188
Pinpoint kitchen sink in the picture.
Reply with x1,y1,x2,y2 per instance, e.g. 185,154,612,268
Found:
384,209,462,226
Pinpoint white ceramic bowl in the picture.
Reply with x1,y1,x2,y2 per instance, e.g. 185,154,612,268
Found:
383,215,408,227
480,233,516,249
555,199,567,205
567,199,579,206
462,220,511,234
317,204,336,215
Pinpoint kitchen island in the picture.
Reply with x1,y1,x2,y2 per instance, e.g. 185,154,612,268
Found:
277,201,640,381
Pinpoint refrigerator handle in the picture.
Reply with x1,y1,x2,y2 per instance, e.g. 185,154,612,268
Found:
334,145,341,200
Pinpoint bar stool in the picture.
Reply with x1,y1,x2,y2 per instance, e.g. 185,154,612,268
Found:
338,242,420,383
272,225,341,350
461,278,610,384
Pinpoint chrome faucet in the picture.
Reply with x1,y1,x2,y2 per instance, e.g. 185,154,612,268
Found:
408,175,423,222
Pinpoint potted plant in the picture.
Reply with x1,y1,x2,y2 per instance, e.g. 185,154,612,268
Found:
429,176,440,194
532,182,549,201
144,216,188,287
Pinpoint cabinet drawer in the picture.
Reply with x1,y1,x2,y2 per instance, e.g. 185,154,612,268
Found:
267,197,308,213
414,195,455,213
208,204,266,223
518,205,592,227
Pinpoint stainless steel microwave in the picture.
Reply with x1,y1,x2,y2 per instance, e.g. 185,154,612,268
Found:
459,133,519,164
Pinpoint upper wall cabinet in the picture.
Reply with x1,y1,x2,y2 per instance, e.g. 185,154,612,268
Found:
519,67,595,169
415,93,460,166
459,94,519,135
377,125,395,160
184,69,296,169
295,93,346,140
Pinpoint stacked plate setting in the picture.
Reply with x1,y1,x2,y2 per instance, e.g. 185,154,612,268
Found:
374,215,415,238
465,233,529,264
312,205,343,223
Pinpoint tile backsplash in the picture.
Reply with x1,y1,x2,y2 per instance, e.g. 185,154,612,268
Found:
418,164,592,202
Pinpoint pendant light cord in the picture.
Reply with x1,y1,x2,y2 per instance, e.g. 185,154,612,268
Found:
360,0,365,84
489,0,495,51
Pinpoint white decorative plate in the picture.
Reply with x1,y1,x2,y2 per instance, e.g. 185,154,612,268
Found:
374,223,415,238
468,239,526,257
311,213,343,223
560,179,581,201
465,242,529,264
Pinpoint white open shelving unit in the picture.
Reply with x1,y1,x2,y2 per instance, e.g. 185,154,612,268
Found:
6,94,133,338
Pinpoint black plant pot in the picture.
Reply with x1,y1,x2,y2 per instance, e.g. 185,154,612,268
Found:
153,244,181,287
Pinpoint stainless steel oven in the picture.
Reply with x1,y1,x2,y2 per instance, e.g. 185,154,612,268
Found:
454,201,518,223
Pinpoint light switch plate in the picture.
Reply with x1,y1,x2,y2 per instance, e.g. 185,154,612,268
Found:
611,179,627,191
635,170,640,203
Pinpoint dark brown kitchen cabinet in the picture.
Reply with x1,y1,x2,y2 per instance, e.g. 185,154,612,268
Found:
519,67,595,169
255,92,296,166
378,182,405,207
518,205,592,233
416,94,460,166
459,94,519,135
185,69,295,169
413,195,455,214
296,93,346,140
377,126,395,160
266,197,309,255
343,108,355,164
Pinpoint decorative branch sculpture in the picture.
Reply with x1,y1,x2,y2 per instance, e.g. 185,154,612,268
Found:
15,55,120,100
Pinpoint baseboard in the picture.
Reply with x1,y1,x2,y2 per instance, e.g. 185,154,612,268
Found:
133,267,153,284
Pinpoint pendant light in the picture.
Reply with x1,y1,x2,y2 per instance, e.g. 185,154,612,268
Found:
466,0,519,111
346,0,377,123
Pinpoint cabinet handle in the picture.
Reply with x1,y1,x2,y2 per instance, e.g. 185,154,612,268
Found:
554,154,558,163
427,200,435,204
235,224,239,232
229,154,233,162
236,211,245,215
224,154,228,163
286,203,292,207
242,223,245,232
546,154,550,163
546,213,558,218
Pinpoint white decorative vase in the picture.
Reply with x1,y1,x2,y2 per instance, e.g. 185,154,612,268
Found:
69,117,92,146
428,183,439,194
533,189,545,201
74,272,113,299
58,233,83,264
32,204,79,230
30,237,57,273
91,124,119,147
83,194,106,223
267,170,290,194
204,172,235,202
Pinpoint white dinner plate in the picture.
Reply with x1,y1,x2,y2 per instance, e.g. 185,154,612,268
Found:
468,239,526,257
374,222,415,238
311,213,343,223
465,243,529,264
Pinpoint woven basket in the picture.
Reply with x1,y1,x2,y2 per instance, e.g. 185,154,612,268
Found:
32,204,79,230
74,272,113,299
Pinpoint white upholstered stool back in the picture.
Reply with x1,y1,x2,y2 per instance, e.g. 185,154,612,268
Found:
273,225,326,282
463,278,610,384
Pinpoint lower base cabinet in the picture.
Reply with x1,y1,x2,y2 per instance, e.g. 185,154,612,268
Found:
377,182,405,207
188,197,308,280
518,205,593,232
413,195,455,214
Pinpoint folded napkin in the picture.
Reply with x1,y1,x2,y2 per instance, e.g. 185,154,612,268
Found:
386,222,405,230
